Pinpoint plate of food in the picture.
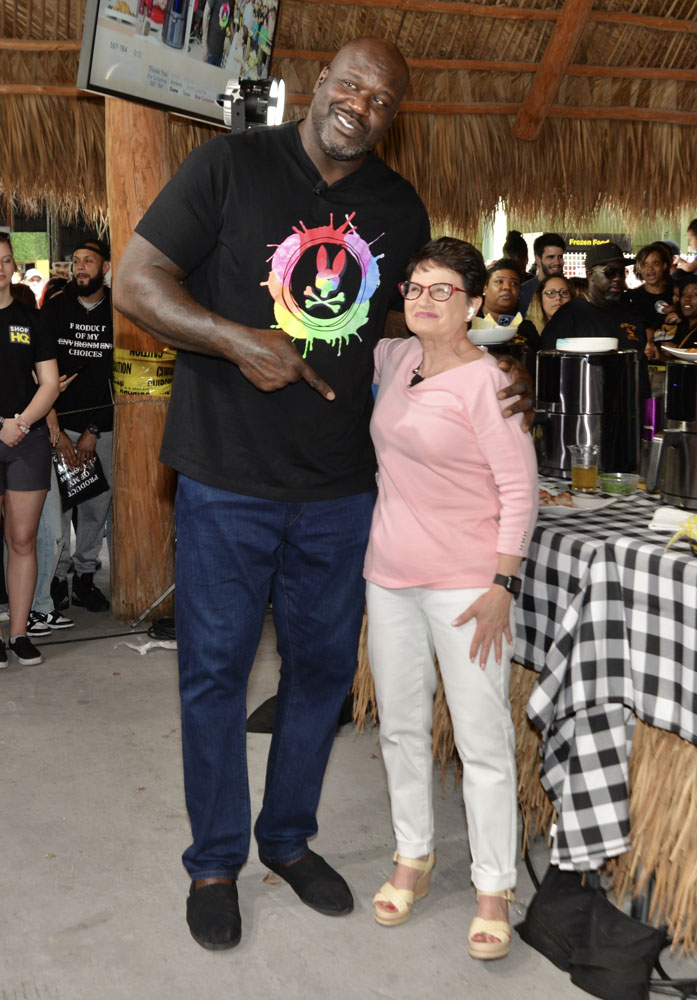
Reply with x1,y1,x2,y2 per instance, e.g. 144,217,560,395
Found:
661,345,697,363
538,487,619,515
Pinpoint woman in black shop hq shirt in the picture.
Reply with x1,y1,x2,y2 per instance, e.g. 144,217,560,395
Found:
0,234,59,667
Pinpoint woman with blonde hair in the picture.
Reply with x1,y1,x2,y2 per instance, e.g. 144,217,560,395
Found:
514,272,576,379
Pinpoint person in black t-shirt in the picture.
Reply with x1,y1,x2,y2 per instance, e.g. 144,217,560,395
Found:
542,241,650,400
0,233,59,667
114,36,534,951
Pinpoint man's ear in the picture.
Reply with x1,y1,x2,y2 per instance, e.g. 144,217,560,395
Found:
313,66,329,94
103,261,111,278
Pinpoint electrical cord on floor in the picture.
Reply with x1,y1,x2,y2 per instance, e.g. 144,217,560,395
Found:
36,629,149,646
147,617,176,640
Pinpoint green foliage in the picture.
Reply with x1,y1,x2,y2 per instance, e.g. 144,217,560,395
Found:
10,231,50,263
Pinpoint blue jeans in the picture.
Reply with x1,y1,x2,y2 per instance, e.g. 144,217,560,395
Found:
175,475,375,880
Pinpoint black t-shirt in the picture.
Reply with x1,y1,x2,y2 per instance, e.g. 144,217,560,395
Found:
135,122,430,501
623,286,671,332
0,299,56,419
664,319,697,350
40,283,114,433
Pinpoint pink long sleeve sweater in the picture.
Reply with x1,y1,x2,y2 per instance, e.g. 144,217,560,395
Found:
363,337,539,589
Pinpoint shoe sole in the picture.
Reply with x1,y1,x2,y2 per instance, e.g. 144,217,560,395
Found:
27,630,52,638
11,651,43,666
47,621,75,630
188,929,242,950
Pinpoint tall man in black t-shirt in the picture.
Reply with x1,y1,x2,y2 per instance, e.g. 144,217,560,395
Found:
114,36,532,951
44,239,113,613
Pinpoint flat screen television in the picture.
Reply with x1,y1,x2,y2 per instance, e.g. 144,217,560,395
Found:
77,0,281,125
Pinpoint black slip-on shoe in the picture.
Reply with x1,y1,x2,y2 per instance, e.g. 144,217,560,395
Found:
186,882,241,951
259,850,354,916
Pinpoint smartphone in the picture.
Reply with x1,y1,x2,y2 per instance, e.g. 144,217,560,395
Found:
62,364,86,378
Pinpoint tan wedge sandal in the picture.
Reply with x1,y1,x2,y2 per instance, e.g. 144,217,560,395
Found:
468,889,515,960
373,851,436,927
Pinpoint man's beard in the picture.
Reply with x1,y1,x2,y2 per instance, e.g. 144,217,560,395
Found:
75,273,104,297
311,106,373,161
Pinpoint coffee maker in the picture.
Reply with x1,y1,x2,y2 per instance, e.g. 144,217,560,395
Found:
534,348,640,478
646,361,697,509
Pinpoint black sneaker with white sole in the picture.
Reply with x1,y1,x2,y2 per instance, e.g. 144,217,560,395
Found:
45,609,74,630
0,638,7,667
9,635,43,665
27,611,52,637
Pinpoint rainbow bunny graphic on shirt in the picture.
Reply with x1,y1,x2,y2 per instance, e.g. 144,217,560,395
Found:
261,213,382,356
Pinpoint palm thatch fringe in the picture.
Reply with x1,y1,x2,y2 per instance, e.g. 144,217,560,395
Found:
606,720,697,954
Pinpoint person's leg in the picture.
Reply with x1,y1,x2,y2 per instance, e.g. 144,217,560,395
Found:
367,582,438,921
176,476,284,880
253,490,376,864
367,582,438,859
424,587,517,895
71,430,112,576
4,489,48,638
32,465,64,615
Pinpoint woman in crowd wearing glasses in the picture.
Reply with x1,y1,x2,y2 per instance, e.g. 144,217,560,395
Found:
514,274,577,378
363,237,537,961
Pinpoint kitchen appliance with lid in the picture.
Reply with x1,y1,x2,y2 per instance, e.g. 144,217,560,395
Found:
646,361,697,509
534,347,640,478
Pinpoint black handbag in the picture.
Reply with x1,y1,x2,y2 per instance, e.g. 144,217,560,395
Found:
516,865,667,1000
53,452,110,512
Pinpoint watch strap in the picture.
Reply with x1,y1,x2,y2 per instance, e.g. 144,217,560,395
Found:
493,573,522,596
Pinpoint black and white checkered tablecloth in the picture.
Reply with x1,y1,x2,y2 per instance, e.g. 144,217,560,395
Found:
516,486,697,870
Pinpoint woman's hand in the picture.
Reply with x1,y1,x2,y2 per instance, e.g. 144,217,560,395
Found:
46,410,61,447
451,585,514,668
0,418,26,448
644,341,661,361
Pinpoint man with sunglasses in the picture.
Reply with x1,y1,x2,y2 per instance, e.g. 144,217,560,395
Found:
541,242,650,398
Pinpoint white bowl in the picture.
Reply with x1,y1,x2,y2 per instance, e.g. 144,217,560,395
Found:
555,337,618,353
468,326,516,346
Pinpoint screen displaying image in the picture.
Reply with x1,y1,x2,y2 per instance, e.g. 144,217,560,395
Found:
78,0,280,125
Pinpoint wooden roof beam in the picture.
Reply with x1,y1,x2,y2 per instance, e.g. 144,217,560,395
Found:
512,0,595,141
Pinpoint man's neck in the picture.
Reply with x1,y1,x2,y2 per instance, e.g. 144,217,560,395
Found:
77,288,105,306
297,119,366,187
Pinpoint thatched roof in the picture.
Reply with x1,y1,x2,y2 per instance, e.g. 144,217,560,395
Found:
1,0,696,233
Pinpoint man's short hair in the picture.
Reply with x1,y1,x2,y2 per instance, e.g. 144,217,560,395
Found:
688,219,697,235
533,233,566,257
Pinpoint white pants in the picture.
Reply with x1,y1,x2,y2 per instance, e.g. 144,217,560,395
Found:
366,581,518,893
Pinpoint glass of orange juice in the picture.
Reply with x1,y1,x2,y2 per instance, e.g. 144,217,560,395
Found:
569,444,599,494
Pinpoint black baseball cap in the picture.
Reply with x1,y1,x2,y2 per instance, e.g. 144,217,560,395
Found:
585,242,632,268
74,238,110,260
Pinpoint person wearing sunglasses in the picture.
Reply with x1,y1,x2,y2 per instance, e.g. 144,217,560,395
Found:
514,274,577,381
541,243,650,398
364,237,537,961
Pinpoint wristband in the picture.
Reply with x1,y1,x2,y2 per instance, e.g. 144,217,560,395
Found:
492,573,522,597
87,424,101,438
14,414,30,435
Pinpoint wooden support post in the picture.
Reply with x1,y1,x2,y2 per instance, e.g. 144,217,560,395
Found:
513,0,595,141
104,97,176,621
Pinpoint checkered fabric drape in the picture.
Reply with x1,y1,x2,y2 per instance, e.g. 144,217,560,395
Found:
517,489,697,870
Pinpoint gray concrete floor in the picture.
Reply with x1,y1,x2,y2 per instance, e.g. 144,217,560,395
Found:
2,551,695,999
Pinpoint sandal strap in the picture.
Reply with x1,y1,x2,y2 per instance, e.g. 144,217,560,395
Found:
476,889,515,902
373,880,414,915
468,916,512,942
392,851,434,873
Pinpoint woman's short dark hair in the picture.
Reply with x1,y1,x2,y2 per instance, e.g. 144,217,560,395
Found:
485,258,522,284
404,237,487,297
687,219,697,235
635,241,672,278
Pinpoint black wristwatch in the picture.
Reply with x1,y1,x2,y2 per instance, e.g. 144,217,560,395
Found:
493,573,522,597
87,423,100,438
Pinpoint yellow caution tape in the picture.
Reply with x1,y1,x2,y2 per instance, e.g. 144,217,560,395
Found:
113,346,177,397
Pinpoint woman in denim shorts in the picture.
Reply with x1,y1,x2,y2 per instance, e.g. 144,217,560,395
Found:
0,234,59,666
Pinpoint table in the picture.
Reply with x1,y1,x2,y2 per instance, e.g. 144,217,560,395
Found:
520,489,697,868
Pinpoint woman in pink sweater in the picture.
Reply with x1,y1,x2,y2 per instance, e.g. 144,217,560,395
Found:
364,237,538,960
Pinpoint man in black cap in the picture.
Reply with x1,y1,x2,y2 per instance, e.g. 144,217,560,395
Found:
43,238,113,613
541,241,650,398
